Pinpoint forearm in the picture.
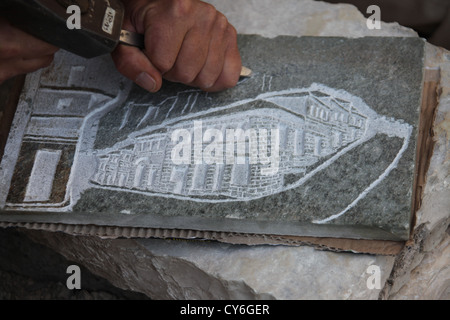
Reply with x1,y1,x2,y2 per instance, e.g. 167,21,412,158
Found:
0,17,58,84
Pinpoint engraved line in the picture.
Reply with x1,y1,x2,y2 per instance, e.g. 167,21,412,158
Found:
137,105,156,128
313,126,412,224
282,134,372,192
153,107,159,120
4,202,71,210
64,88,130,211
23,136,78,144
189,92,199,113
39,86,115,98
24,134,78,140
181,93,192,114
165,96,179,119
164,89,201,120
88,183,237,202
28,114,85,119
119,103,132,130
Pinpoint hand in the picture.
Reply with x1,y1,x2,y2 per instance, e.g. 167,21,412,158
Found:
112,0,242,92
0,17,59,84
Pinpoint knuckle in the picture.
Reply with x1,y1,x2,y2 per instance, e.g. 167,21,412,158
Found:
195,73,216,89
170,0,193,18
215,13,229,33
226,24,238,39
203,3,218,22
152,57,174,74
176,69,197,84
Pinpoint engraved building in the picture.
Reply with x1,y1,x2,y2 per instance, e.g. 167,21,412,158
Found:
91,90,368,200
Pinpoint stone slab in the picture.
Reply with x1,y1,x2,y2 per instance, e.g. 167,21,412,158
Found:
0,35,425,240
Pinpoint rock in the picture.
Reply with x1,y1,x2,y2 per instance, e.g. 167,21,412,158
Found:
402,233,450,300
23,229,395,299
0,228,149,300
379,44,450,300
206,0,417,38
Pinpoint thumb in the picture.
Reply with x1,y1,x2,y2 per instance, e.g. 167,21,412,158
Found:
111,44,162,93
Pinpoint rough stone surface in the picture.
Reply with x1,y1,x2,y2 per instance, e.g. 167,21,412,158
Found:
392,231,449,300
207,0,417,38
23,229,394,300
0,0,448,300
380,44,450,300
0,228,149,300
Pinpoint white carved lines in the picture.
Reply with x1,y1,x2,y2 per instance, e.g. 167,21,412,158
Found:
68,66,85,87
3,80,128,211
3,78,412,225
261,74,273,91
89,83,409,218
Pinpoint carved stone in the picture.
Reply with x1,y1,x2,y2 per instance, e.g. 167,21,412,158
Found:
0,35,425,240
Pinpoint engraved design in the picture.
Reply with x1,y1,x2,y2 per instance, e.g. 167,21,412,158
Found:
89,86,371,201
0,78,412,224
85,84,412,226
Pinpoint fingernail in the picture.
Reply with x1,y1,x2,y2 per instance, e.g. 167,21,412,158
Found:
136,72,156,92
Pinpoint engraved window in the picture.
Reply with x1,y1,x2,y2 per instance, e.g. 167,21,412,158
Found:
231,163,250,186
191,164,208,190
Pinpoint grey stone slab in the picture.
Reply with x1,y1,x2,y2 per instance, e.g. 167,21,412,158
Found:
0,35,425,240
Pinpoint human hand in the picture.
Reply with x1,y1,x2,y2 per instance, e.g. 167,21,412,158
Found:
112,0,242,92
0,17,59,84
